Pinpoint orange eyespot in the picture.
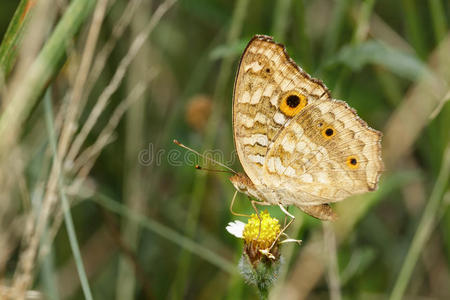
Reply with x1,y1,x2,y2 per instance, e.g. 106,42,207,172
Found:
346,156,359,169
321,125,336,139
279,91,307,117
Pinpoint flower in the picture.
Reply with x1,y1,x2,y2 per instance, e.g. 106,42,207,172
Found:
226,211,286,299
226,211,302,298
226,211,282,262
243,211,281,253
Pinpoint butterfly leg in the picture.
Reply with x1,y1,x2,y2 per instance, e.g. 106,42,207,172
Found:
267,205,295,252
229,191,252,217
250,199,272,240
229,191,272,239
279,204,295,218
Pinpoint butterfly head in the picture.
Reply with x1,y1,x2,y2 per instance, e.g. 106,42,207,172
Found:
229,172,259,198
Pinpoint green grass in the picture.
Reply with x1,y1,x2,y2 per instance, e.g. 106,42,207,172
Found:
0,0,449,299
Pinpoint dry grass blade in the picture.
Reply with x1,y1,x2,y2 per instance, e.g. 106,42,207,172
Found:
57,0,109,162
0,286,43,300
41,75,153,264
324,223,341,300
44,91,93,300
85,0,143,95
8,1,97,297
370,13,415,54
429,89,450,120
66,0,177,165
390,143,450,300
71,80,150,186
384,34,450,167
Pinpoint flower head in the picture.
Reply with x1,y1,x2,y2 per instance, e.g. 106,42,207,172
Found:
243,211,281,251
226,210,283,263
226,210,301,298
226,211,282,298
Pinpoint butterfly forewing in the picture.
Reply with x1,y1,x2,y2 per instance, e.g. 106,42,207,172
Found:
232,35,383,212
233,35,330,186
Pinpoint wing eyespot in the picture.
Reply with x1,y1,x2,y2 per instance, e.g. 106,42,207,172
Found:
279,91,307,117
346,155,359,169
321,125,336,139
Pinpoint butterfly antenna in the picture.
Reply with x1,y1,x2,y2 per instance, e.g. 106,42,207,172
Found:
173,139,237,174
195,165,235,174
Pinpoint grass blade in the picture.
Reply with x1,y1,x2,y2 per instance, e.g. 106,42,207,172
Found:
429,0,448,43
0,0,96,155
321,0,351,60
326,40,432,81
93,193,236,274
390,144,450,300
271,0,292,42
44,90,93,300
0,0,33,76
401,0,426,58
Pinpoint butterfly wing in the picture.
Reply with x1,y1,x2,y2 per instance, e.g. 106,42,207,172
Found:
233,35,330,186
263,97,383,205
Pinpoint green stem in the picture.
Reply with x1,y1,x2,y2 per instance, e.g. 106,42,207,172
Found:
390,144,450,300
258,287,268,300
429,0,448,44
293,0,313,71
401,0,426,58
271,0,292,42
322,0,352,60
44,90,93,300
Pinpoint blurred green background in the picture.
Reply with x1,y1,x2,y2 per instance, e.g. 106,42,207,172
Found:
0,0,449,299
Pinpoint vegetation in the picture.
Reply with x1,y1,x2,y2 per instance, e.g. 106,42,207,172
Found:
0,0,449,299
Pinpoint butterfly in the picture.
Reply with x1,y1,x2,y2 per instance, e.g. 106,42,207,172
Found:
229,35,383,220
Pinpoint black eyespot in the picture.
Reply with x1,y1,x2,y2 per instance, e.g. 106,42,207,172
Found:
318,122,323,127
350,158,357,165
286,95,300,108
265,68,271,73
325,128,334,136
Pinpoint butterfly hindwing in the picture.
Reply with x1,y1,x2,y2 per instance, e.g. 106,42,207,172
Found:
263,98,383,205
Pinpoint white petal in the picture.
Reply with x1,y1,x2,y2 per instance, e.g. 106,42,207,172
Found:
226,220,246,238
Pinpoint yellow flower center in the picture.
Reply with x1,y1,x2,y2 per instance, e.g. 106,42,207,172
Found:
243,211,281,250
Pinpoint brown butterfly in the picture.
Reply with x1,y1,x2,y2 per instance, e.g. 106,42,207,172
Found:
229,35,383,220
